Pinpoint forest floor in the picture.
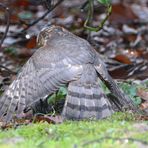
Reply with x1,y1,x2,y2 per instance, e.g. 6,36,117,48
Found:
0,0,148,147
0,112,148,148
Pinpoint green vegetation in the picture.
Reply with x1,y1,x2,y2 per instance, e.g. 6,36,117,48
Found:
0,112,147,148
0,78,147,148
97,0,111,5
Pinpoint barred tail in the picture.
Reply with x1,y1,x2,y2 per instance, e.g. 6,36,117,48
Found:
62,82,113,120
62,66,114,120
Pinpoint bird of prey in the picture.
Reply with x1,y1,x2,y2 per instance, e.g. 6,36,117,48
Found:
0,25,138,123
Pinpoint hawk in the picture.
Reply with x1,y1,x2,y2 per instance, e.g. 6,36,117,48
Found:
0,26,138,123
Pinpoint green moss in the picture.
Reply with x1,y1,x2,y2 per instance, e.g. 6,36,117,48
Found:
0,112,147,148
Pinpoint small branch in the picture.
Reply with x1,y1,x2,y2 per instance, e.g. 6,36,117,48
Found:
22,0,64,32
0,65,16,75
0,3,10,48
80,0,89,11
84,1,112,32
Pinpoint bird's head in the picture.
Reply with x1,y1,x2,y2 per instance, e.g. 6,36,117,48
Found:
37,25,67,47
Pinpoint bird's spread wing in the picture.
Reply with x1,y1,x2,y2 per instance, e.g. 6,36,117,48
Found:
0,27,95,123
0,52,84,122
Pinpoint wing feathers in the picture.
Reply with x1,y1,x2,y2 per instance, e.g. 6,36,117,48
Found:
0,60,83,122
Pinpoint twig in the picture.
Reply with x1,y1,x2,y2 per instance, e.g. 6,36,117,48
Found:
80,0,89,11
84,0,112,32
22,0,64,32
0,3,10,48
82,136,148,146
44,0,52,10
0,65,16,74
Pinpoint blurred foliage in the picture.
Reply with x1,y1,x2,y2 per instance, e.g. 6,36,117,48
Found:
18,11,33,20
118,82,142,106
84,0,112,31
47,87,67,104
97,0,111,5
4,47,17,56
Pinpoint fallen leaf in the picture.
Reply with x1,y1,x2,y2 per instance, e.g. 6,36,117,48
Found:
140,102,148,110
125,34,137,42
13,0,30,7
34,115,63,124
137,88,148,101
135,114,148,121
110,3,138,24
26,36,37,49
114,54,132,64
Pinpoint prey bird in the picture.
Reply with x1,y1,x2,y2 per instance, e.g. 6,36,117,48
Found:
0,26,138,123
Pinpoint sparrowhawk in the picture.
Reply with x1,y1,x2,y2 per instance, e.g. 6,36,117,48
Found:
0,25,138,123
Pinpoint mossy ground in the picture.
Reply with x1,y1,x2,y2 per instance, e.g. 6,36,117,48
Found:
0,112,147,148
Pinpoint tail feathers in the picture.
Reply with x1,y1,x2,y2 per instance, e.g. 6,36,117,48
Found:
62,82,113,120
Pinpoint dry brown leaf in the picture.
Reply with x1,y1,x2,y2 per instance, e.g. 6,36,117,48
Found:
137,88,148,101
26,36,37,49
114,54,132,64
110,3,138,24
140,102,148,110
135,114,148,121
34,115,63,124
13,0,30,8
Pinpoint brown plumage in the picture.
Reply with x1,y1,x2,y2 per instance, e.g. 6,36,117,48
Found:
0,26,138,122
